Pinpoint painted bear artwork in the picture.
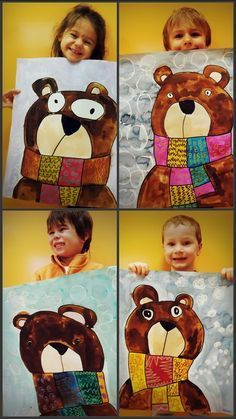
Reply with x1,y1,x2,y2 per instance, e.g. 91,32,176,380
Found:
3,269,117,416
13,304,117,416
119,285,210,415
13,78,117,208
119,270,233,416
3,58,117,208
138,65,233,208
119,49,233,208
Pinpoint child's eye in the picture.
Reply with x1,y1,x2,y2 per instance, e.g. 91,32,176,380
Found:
70,33,77,38
184,241,191,245
191,32,201,37
84,39,92,46
167,242,175,246
174,34,183,39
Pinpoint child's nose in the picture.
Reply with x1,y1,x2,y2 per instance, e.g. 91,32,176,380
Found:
183,34,192,45
74,37,83,47
53,231,61,239
174,244,183,252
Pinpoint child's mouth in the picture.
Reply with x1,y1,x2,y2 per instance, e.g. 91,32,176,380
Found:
70,48,82,57
54,242,65,250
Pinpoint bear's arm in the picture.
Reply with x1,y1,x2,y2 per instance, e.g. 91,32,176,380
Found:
119,378,133,408
179,380,211,414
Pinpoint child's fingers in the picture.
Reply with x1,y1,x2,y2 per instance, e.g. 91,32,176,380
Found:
128,262,149,276
221,267,233,281
2,89,21,108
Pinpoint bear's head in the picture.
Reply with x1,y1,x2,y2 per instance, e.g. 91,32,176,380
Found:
24,78,117,158
13,304,104,373
125,285,204,360
152,65,233,138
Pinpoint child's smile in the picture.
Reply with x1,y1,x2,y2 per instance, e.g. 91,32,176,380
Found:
163,223,202,271
48,221,86,264
59,17,97,62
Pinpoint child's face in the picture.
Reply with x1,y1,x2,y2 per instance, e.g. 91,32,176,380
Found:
59,17,97,62
163,223,202,271
48,220,86,260
168,23,207,51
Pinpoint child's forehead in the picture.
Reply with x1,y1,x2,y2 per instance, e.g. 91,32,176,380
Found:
164,222,196,235
48,219,71,229
170,21,202,33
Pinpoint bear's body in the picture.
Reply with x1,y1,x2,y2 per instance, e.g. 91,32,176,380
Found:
119,285,210,414
13,78,117,208
138,65,233,208
13,304,117,416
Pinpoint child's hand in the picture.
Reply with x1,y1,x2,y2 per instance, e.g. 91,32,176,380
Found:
2,89,21,108
128,262,150,276
221,267,233,281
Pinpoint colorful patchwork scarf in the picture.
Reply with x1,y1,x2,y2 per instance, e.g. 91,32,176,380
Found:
33,371,110,416
129,352,193,413
154,133,232,208
21,148,111,206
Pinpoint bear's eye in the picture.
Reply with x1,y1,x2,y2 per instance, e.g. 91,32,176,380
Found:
73,338,81,345
171,306,182,318
48,93,66,112
167,92,174,99
71,99,104,120
204,89,212,96
142,309,153,320
26,340,33,347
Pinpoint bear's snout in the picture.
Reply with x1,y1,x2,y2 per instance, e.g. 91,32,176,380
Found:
179,100,195,115
62,114,81,136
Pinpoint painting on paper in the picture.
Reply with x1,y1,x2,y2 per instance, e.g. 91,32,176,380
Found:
119,270,233,416
119,49,233,208
3,58,117,208
3,268,117,416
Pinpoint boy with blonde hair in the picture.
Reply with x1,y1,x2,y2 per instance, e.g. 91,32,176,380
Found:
129,214,233,280
163,7,211,51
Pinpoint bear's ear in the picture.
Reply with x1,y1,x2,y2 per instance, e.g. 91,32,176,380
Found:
58,305,97,328
175,293,193,309
13,312,30,329
133,284,159,306
86,82,108,96
203,65,230,88
154,66,173,86
32,77,58,97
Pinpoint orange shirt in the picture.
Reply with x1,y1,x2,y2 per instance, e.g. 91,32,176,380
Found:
35,251,103,281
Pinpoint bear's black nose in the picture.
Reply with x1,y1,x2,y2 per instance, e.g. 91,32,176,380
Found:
160,321,176,332
179,100,195,115
50,342,68,355
62,115,81,136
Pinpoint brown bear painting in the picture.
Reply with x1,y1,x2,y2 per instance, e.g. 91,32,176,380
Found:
13,304,117,416
13,78,117,208
119,284,210,415
137,65,233,208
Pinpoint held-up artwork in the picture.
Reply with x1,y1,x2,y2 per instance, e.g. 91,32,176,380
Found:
119,270,233,416
119,49,233,208
3,58,117,208
3,268,117,416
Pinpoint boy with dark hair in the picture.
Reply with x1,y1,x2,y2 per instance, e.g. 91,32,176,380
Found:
35,209,102,281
